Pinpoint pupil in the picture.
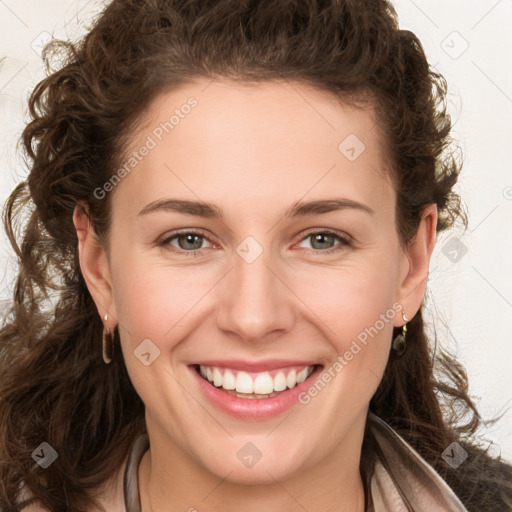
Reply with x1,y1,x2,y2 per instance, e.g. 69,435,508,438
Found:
180,234,202,250
313,234,333,250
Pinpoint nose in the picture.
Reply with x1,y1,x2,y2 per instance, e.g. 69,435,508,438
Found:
215,245,295,344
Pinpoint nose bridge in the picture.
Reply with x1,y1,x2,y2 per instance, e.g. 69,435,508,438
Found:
215,239,294,342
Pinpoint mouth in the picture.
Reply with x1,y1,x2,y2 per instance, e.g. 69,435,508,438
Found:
189,362,323,419
195,364,318,398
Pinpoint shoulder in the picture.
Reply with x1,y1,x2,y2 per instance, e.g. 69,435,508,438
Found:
446,441,512,511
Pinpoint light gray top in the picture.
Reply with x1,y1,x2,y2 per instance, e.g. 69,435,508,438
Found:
123,413,468,512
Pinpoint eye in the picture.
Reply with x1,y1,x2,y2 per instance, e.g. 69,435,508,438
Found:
159,229,214,255
296,230,352,254
157,228,353,257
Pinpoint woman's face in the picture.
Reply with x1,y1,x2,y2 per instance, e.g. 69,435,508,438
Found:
77,78,436,485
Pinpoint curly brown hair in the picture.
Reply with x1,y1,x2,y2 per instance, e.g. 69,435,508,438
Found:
1,0,511,511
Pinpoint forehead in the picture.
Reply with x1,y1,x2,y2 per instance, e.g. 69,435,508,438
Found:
112,78,395,220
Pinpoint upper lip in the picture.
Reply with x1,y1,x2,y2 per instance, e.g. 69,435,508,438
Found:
191,359,319,372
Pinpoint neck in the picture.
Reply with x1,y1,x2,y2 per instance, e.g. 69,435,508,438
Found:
138,422,367,512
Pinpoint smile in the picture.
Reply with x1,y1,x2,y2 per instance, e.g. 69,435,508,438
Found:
190,362,323,419
198,364,316,398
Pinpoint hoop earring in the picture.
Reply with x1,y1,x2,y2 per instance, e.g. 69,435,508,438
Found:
392,310,409,357
102,313,114,364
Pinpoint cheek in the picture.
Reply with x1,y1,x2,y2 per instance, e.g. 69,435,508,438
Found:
290,255,400,407
292,257,400,344
286,264,398,453
108,253,211,429
110,251,213,346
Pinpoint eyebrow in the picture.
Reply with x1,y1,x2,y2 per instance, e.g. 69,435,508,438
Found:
137,197,375,219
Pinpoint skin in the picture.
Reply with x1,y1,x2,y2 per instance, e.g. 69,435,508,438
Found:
73,78,437,512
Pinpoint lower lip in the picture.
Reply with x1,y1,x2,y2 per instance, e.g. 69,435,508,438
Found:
189,365,323,420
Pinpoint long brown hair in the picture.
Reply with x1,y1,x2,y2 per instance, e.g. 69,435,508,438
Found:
1,1,511,510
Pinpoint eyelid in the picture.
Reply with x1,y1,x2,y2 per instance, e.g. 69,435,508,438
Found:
299,227,353,243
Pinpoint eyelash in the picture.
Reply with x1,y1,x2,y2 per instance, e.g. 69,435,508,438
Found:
158,228,353,257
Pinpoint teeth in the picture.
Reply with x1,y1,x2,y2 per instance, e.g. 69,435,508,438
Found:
254,373,274,394
235,372,254,394
198,364,316,396
296,367,308,384
222,371,236,390
286,369,297,389
225,390,278,399
212,367,223,387
273,372,287,392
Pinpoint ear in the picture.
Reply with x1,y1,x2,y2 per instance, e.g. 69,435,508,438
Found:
394,203,438,325
72,201,117,329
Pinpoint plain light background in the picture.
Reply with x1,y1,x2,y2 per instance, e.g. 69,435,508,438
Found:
1,0,511,462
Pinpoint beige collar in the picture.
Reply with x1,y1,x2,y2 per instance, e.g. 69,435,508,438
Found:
367,412,467,511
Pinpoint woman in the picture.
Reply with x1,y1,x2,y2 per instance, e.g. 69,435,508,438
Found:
1,0,511,510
